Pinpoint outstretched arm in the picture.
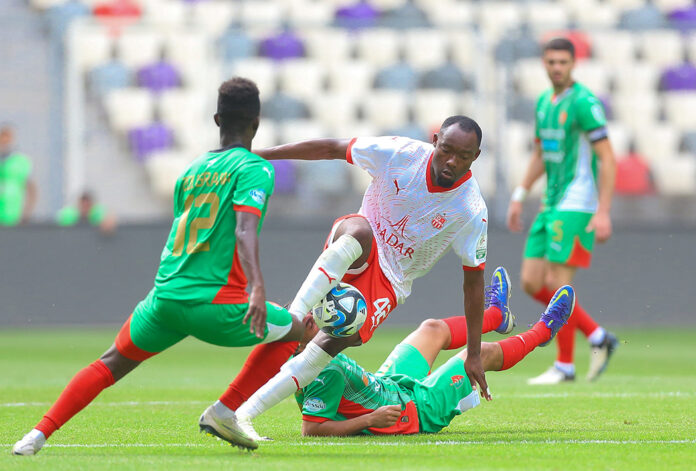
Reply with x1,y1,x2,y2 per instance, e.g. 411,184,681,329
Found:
463,269,490,401
254,138,352,161
586,138,616,243
235,211,266,338
301,405,401,436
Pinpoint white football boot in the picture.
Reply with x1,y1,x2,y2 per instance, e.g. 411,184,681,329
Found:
199,402,258,450
527,365,575,385
237,413,273,442
12,429,46,456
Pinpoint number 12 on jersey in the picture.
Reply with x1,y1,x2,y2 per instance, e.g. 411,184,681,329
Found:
172,192,220,256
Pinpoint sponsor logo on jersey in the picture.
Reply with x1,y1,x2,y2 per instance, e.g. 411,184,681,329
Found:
304,397,327,412
375,216,415,259
450,375,466,388
476,233,487,260
249,188,266,205
431,213,446,229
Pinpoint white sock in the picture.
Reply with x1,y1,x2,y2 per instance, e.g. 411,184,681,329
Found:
212,400,234,417
588,327,606,346
554,361,575,376
288,234,363,318
236,342,333,419
28,429,45,441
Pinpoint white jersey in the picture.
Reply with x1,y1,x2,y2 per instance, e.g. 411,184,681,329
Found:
347,136,488,304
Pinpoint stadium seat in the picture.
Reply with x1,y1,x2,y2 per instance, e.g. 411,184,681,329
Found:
327,60,374,97
590,31,637,65
514,58,548,98
663,91,696,131
230,58,277,99
613,93,661,133
668,5,696,32
525,2,570,31
447,30,478,69
253,119,277,149
218,29,256,64
164,31,210,87
660,63,696,91
308,94,359,131
278,58,325,99
261,92,310,121
240,1,283,28
279,119,327,143
158,88,208,144
615,153,656,195
653,0,693,13
190,1,237,37
301,28,353,67
651,154,696,195
128,122,174,161
507,96,536,122
613,63,660,95
379,2,430,30
30,0,66,10
355,28,401,67
567,0,619,28
373,62,419,91
259,30,305,61
383,122,429,142
404,29,448,70
681,131,696,153
363,90,409,129
606,0,650,8
144,150,191,198
634,124,680,165
607,121,632,157
479,2,522,40
494,29,542,63
143,0,186,30
286,0,333,26
419,62,470,90
89,60,131,97
421,0,473,27
69,25,113,72
619,4,668,30
115,28,163,69
688,33,696,63
104,87,155,134
333,0,379,30
137,60,180,94
574,60,610,96
639,30,684,67
413,90,460,132
270,159,297,194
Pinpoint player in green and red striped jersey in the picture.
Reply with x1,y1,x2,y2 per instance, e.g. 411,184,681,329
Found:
12,78,309,456
296,269,576,436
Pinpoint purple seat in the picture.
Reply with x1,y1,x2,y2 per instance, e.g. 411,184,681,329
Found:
128,123,174,161
660,64,696,91
137,61,180,93
334,1,379,30
669,6,696,31
270,160,296,194
259,31,304,61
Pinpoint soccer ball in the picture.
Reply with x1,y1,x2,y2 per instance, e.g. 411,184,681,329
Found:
312,282,368,338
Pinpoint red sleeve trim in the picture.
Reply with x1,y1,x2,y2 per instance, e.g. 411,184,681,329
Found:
302,415,331,423
233,204,261,217
346,137,357,164
463,262,485,271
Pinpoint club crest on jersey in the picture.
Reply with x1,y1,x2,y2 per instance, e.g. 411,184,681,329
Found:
558,111,567,125
431,213,446,229
450,375,466,389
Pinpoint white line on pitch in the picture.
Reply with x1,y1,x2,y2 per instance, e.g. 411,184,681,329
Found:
0,439,694,448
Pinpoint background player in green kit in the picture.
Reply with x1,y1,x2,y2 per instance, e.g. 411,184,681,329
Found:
296,268,577,436
507,38,619,385
12,77,309,456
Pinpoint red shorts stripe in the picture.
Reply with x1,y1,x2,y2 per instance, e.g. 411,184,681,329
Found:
114,315,159,362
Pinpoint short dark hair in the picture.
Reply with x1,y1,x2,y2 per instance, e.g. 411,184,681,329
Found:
217,77,260,132
440,115,482,147
544,37,575,59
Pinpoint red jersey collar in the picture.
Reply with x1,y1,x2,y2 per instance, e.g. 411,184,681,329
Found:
425,151,472,193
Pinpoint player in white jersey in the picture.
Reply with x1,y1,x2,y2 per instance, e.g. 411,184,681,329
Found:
215,116,509,448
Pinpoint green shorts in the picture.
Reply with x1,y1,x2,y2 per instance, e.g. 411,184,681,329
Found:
127,289,293,354
524,208,595,268
376,343,480,434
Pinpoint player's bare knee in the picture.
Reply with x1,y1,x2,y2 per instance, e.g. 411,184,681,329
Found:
520,275,542,296
417,318,450,345
100,344,140,381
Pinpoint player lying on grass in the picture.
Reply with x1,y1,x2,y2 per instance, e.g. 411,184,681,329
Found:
12,77,308,455
297,271,576,436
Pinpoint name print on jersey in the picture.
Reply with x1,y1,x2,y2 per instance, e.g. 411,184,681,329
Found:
374,215,415,259
181,171,233,192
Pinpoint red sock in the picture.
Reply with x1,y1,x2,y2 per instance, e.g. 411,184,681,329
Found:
532,286,555,304
443,307,503,350
498,322,551,370
35,360,115,438
218,340,299,410
572,303,599,337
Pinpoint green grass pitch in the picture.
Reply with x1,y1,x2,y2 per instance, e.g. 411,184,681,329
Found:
1,326,694,470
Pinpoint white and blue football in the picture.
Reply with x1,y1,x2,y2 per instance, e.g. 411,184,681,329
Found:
312,282,368,338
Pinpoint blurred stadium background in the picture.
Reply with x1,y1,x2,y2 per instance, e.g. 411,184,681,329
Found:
1,0,694,326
